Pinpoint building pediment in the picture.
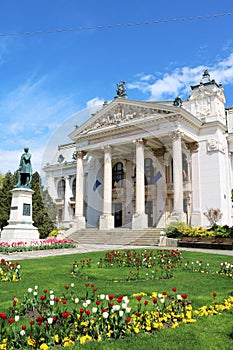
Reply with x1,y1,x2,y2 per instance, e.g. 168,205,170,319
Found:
69,99,183,141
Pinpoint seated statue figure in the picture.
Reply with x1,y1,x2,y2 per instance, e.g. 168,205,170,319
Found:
15,148,32,188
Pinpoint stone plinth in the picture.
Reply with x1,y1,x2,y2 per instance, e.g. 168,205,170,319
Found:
99,214,114,230
132,213,148,230
1,188,39,242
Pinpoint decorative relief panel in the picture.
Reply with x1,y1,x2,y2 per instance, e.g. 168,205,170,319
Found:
80,105,171,135
206,138,225,153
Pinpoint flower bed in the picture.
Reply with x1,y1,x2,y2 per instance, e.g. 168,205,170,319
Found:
0,259,21,282
0,282,233,348
0,250,232,348
0,238,77,254
72,249,183,281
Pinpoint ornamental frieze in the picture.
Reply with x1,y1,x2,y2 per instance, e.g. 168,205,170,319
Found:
80,105,171,135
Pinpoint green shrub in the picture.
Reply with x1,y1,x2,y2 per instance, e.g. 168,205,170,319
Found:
211,225,231,238
48,228,59,237
165,222,214,238
187,227,214,237
164,222,191,238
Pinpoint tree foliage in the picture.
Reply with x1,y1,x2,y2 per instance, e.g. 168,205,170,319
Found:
0,173,4,189
0,171,18,229
31,172,57,238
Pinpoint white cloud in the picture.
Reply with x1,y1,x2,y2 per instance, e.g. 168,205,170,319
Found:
86,97,105,108
0,75,82,174
128,52,233,100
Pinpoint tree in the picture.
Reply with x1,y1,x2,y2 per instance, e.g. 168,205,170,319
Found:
203,208,223,227
0,171,18,229
0,173,3,189
31,172,57,238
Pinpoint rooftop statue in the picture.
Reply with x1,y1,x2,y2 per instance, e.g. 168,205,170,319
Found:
173,96,182,107
15,147,32,188
116,81,127,98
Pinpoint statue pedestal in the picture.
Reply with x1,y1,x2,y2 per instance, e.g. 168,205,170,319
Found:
1,188,39,242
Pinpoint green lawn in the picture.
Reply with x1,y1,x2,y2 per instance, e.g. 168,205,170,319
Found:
1,249,233,349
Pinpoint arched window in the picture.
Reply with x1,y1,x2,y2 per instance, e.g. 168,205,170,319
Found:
72,178,76,198
144,158,154,185
57,179,66,199
112,162,124,188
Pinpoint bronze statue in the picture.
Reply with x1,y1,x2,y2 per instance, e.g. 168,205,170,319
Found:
15,148,32,187
173,97,182,107
116,81,127,98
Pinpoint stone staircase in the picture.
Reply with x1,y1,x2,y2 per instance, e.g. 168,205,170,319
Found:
67,228,162,246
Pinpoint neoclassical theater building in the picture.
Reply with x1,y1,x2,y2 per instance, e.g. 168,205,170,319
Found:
43,71,233,231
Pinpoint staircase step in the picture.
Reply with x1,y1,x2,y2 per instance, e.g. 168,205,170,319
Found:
67,228,162,246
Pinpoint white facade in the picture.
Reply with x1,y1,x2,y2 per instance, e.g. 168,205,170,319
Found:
43,71,233,230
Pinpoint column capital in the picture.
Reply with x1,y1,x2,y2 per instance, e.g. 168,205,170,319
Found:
102,144,112,152
186,141,199,153
171,130,183,140
76,150,86,159
153,147,166,157
133,138,146,146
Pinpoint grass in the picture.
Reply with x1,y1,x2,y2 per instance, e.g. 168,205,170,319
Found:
1,248,233,349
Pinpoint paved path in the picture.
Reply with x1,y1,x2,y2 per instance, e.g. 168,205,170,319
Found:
1,244,232,261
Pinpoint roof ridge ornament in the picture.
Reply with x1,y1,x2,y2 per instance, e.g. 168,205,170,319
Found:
200,69,212,84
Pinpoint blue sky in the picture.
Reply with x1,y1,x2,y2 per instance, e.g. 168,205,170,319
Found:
0,0,233,174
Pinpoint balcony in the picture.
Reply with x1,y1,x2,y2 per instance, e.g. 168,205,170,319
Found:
69,197,76,205
55,198,64,205
112,187,125,200
166,181,192,193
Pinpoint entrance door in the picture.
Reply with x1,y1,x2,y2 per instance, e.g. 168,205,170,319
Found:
145,201,153,227
114,203,122,227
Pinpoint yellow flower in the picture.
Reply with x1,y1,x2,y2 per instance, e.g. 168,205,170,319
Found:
107,330,113,337
63,340,75,347
172,322,179,328
54,334,60,343
79,335,92,345
0,340,7,350
27,336,36,347
40,344,49,350
132,292,147,297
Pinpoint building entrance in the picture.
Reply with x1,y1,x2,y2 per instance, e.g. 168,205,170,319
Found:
145,201,153,227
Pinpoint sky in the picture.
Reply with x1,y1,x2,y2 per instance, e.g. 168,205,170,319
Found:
0,0,233,175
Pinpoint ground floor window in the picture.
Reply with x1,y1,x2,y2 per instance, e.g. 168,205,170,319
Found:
112,162,124,188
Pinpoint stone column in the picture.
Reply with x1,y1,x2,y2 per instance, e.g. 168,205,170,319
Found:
187,142,200,226
64,176,72,223
132,139,148,229
99,145,114,230
75,151,86,230
171,131,185,221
